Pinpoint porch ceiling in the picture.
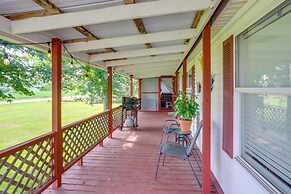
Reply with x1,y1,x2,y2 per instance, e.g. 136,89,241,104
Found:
0,0,222,79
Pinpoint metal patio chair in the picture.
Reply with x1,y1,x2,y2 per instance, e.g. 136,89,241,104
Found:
155,121,203,187
160,119,180,144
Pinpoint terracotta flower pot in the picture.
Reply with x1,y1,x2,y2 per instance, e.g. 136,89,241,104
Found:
179,120,192,132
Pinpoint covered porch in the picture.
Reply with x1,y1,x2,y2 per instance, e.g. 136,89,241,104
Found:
44,112,217,194
3,0,287,194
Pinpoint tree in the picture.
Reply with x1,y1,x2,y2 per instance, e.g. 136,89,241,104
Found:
0,43,52,102
0,40,136,106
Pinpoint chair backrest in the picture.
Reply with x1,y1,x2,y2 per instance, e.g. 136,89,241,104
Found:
186,120,202,156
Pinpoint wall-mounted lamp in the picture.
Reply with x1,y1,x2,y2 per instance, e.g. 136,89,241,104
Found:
47,42,51,58
3,52,10,65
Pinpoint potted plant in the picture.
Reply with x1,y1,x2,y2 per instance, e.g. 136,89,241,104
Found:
174,91,199,132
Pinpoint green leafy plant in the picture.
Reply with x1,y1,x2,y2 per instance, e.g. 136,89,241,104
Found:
174,91,199,120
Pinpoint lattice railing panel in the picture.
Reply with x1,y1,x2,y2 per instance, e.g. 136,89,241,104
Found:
112,106,123,131
63,111,110,170
0,134,54,194
256,106,286,131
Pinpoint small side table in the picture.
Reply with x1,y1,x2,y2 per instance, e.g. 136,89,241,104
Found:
172,129,191,147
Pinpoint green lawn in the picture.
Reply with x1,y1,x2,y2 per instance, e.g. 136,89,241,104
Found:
0,101,120,150
0,90,78,101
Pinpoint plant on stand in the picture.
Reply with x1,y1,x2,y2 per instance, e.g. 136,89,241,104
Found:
174,91,199,132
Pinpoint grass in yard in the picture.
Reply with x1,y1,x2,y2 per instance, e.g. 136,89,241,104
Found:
0,101,120,151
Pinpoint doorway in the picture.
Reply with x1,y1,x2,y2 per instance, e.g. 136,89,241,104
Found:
159,76,175,111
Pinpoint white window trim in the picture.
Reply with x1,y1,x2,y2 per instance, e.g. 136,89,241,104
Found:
236,157,282,194
235,87,291,95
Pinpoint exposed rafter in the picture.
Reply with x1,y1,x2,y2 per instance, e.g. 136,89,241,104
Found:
178,0,220,72
33,0,116,53
124,0,135,4
124,0,152,49
63,37,95,44
32,0,63,13
87,50,113,55
89,45,188,62
185,10,204,44
5,10,58,20
11,0,212,34
6,0,116,53
66,29,196,52
103,58,127,62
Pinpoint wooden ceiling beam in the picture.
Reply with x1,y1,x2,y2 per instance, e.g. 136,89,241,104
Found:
32,0,63,13
103,54,181,67
11,0,211,34
87,50,113,55
185,10,204,45
29,0,116,53
66,29,196,52
62,37,96,44
125,1,152,49
191,11,205,28
89,45,187,62
124,0,135,4
5,4,116,53
0,15,11,33
5,10,58,20
103,58,127,62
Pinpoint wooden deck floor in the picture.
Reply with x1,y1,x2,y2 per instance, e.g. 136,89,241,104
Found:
44,112,217,194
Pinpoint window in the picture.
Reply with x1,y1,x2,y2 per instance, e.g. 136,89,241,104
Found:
236,2,291,193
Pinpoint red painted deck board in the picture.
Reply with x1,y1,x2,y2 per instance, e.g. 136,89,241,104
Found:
44,112,217,194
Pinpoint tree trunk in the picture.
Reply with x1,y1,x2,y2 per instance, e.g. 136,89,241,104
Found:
103,98,108,111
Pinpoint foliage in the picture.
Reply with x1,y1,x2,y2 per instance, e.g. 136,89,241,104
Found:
0,44,51,102
174,91,199,120
0,40,136,104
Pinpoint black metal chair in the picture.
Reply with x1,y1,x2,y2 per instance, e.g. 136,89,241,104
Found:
155,121,203,187
160,119,180,144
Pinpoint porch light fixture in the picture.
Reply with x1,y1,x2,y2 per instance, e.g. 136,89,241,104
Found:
2,43,10,65
3,52,10,65
0,40,87,71
84,73,89,80
69,58,73,68
47,42,51,58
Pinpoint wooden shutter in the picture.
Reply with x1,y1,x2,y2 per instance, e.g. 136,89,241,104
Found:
222,35,234,158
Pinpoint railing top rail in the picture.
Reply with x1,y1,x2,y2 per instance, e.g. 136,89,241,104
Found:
0,132,56,158
62,109,111,132
112,105,123,111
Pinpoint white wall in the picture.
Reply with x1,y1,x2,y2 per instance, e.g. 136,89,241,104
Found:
188,0,286,193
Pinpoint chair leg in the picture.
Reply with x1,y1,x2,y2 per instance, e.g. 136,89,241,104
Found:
187,157,201,188
191,151,202,171
162,154,166,166
160,132,164,144
166,133,170,142
154,153,162,180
